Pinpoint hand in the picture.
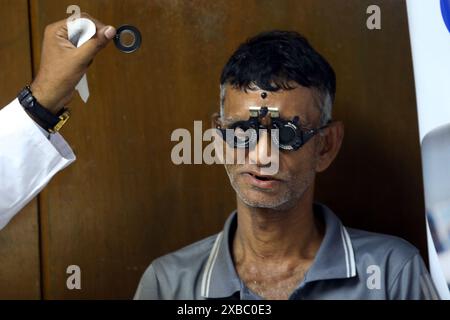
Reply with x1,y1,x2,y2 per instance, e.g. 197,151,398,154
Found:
30,13,116,114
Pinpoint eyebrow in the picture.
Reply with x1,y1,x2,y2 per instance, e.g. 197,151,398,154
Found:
221,116,243,126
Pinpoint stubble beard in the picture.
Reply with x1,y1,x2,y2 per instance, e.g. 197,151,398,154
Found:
224,165,316,211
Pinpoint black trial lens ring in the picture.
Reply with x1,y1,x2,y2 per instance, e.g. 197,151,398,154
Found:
114,25,142,53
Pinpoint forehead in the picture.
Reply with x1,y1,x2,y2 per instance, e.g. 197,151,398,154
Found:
223,83,320,124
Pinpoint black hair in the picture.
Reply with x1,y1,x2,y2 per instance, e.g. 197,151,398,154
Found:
220,30,336,102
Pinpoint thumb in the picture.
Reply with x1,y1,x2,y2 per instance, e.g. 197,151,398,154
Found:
76,25,116,62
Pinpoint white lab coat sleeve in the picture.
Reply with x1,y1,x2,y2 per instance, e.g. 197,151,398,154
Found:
0,98,76,230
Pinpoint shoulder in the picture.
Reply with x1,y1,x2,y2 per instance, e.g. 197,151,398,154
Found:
152,233,219,273
347,227,419,260
345,227,422,278
137,232,220,299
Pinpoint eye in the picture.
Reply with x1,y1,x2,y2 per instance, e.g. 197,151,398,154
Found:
271,120,299,150
278,123,297,145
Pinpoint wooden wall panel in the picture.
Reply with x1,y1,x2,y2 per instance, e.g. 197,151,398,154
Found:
0,0,41,299
29,0,426,299
312,0,427,256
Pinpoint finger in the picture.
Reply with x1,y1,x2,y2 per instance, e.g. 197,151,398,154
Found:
55,23,77,49
73,13,116,62
80,12,116,41
76,24,116,59
79,12,115,42
46,17,69,30
80,12,105,31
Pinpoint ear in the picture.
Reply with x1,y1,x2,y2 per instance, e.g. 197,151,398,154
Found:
211,112,221,129
210,112,225,164
315,121,344,173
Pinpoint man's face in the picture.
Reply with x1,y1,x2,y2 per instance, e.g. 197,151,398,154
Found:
221,83,323,210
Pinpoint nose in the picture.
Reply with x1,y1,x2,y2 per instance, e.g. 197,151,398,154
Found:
248,130,273,167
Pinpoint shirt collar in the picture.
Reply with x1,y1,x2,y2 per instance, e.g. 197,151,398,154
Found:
303,203,357,283
200,203,357,299
200,213,241,299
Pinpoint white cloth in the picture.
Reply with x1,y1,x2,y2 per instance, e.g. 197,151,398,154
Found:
0,99,75,229
67,18,96,103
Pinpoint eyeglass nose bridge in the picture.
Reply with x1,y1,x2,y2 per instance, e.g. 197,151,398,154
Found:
249,106,280,127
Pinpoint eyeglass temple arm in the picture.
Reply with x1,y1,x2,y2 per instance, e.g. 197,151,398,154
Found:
302,121,332,142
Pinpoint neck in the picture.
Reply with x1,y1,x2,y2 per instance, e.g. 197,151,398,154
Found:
233,185,323,264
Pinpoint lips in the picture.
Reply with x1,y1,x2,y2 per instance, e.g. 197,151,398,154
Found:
241,171,282,189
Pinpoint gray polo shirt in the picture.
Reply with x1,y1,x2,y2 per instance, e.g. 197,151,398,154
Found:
134,203,439,300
